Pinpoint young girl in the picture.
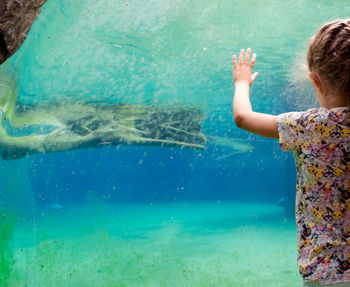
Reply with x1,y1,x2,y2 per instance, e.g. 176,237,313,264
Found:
232,19,350,286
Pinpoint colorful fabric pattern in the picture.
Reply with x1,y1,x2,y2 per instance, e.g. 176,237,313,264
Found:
277,107,350,284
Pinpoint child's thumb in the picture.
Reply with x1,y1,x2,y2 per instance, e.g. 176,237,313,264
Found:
251,72,259,84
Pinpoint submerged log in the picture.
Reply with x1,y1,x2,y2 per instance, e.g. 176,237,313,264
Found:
0,0,47,64
0,103,206,160
0,68,206,160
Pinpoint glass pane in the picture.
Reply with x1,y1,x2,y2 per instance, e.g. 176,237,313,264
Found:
1,1,349,286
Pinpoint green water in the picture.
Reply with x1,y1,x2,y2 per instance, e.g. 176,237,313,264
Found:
11,0,350,111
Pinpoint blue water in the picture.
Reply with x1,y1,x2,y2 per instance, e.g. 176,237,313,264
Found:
27,141,294,205
1,0,350,286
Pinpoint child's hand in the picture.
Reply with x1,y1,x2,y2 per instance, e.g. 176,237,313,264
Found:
232,48,258,87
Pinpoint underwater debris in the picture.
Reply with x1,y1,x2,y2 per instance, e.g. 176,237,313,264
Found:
0,68,206,160
207,135,254,160
48,203,63,210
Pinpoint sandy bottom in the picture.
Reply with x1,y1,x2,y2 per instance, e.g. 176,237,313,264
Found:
3,202,302,287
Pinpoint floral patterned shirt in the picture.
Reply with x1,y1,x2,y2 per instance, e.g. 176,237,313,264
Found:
277,107,350,284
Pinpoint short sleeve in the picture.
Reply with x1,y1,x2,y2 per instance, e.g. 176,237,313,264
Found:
277,112,305,151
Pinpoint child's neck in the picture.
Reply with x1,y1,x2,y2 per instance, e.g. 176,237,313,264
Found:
316,90,349,109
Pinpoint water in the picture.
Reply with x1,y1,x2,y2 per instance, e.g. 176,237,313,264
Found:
1,0,350,286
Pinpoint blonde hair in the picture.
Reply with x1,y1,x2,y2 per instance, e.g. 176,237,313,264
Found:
307,19,350,105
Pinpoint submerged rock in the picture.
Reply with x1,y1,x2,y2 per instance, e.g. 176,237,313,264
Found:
0,0,47,64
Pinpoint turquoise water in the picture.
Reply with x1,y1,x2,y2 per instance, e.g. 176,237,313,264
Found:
9,203,297,287
1,0,350,286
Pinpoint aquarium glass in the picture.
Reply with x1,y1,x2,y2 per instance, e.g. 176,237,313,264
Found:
1,0,350,286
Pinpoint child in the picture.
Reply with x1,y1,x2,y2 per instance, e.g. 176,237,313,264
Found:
232,19,350,286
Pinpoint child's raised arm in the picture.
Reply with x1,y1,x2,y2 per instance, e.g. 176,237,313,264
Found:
232,48,279,139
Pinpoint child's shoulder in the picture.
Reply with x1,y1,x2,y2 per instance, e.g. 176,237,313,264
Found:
281,107,349,124
277,107,349,139
306,106,349,124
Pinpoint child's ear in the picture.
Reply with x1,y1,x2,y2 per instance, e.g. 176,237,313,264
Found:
309,72,323,92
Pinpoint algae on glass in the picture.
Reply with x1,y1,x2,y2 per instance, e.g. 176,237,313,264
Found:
0,214,15,286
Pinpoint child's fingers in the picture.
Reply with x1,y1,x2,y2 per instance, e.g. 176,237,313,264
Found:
251,72,259,83
249,53,257,70
245,48,251,64
238,49,244,65
232,55,238,69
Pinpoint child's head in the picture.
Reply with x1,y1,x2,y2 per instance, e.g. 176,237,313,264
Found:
307,19,350,104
